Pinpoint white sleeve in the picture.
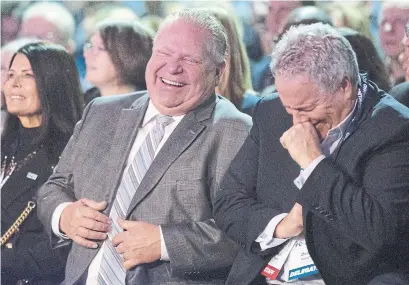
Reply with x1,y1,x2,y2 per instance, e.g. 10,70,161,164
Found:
159,226,170,261
255,213,289,251
51,202,72,239
294,155,326,189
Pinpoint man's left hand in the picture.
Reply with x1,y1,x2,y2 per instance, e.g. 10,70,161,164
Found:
280,122,322,169
112,219,161,270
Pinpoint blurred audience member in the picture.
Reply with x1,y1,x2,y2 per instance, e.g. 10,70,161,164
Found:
390,21,409,107
19,2,76,53
80,3,138,39
260,5,333,97
204,7,260,116
379,2,409,85
281,5,333,35
1,42,83,285
76,3,138,91
83,20,154,105
326,2,372,41
398,21,409,82
339,27,391,92
262,1,315,55
243,22,272,92
1,1,31,46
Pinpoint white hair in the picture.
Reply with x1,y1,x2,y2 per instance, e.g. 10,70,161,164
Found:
22,2,75,44
382,1,409,10
270,23,359,94
156,8,228,66
2,37,40,55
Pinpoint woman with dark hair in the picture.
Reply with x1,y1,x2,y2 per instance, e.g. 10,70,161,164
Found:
339,27,391,92
83,20,154,105
1,42,83,285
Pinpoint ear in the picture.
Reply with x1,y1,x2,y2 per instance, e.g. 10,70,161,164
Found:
215,62,226,86
341,76,355,99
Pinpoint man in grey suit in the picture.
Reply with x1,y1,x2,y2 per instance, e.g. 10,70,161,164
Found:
36,9,252,285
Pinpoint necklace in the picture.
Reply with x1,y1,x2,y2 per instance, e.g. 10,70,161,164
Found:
0,146,43,188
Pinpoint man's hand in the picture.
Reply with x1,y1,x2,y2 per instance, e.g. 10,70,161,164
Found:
280,122,322,169
112,219,161,270
274,203,303,239
60,198,110,248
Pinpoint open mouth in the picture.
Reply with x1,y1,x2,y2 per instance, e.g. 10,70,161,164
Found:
161,77,185,87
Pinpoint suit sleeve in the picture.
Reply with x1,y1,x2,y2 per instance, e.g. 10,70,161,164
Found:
298,134,409,253
161,114,252,278
36,101,95,246
213,101,287,257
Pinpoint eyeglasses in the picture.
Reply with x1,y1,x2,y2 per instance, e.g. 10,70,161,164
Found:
83,42,106,55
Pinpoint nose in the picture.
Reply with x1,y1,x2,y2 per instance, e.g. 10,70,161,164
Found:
83,47,93,60
11,74,22,88
166,58,183,74
291,110,307,125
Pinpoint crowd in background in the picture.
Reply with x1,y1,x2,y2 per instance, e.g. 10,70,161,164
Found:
1,1,409,285
2,0,409,101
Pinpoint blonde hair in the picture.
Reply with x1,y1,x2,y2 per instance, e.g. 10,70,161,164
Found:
202,7,253,107
325,2,372,41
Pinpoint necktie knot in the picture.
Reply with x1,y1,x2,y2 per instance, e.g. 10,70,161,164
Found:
156,114,174,127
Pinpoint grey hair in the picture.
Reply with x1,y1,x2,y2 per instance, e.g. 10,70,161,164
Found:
270,23,359,94
156,8,228,66
22,2,75,44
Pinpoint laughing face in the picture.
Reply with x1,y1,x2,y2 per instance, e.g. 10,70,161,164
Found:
4,53,41,118
145,19,223,116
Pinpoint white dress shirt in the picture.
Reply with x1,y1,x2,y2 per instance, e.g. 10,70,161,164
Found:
51,101,184,284
257,101,357,284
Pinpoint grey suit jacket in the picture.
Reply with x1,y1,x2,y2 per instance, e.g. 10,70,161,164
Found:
37,91,252,285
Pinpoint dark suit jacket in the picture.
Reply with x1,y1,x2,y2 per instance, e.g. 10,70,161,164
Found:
1,146,69,285
214,82,409,285
37,91,252,285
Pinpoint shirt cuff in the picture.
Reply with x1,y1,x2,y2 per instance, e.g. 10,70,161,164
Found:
159,226,169,261
294,155,326,189
51,202,72,239
255,213,289,251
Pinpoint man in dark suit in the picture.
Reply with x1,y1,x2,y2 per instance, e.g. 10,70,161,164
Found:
214,23,409,285
36,9,252,285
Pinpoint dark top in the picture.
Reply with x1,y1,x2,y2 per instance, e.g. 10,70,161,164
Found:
1,123,70,285
389,81,409,108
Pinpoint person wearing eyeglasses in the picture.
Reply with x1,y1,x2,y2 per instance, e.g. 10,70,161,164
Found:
379,2,409,85
83,20,154,105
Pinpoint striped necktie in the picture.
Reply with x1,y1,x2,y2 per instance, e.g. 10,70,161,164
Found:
97,114,174,285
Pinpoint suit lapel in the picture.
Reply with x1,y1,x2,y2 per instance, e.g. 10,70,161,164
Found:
126,94,218,217
103,96,149,210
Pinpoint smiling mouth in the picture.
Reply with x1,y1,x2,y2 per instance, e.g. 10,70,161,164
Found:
161,77,185,87
10,95,25,100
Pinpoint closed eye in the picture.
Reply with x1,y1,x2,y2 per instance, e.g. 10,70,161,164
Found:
184,58,201,64
157,50,171,56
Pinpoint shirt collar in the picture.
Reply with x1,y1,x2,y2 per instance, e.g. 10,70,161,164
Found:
326,99,358,139
141,101,185,127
